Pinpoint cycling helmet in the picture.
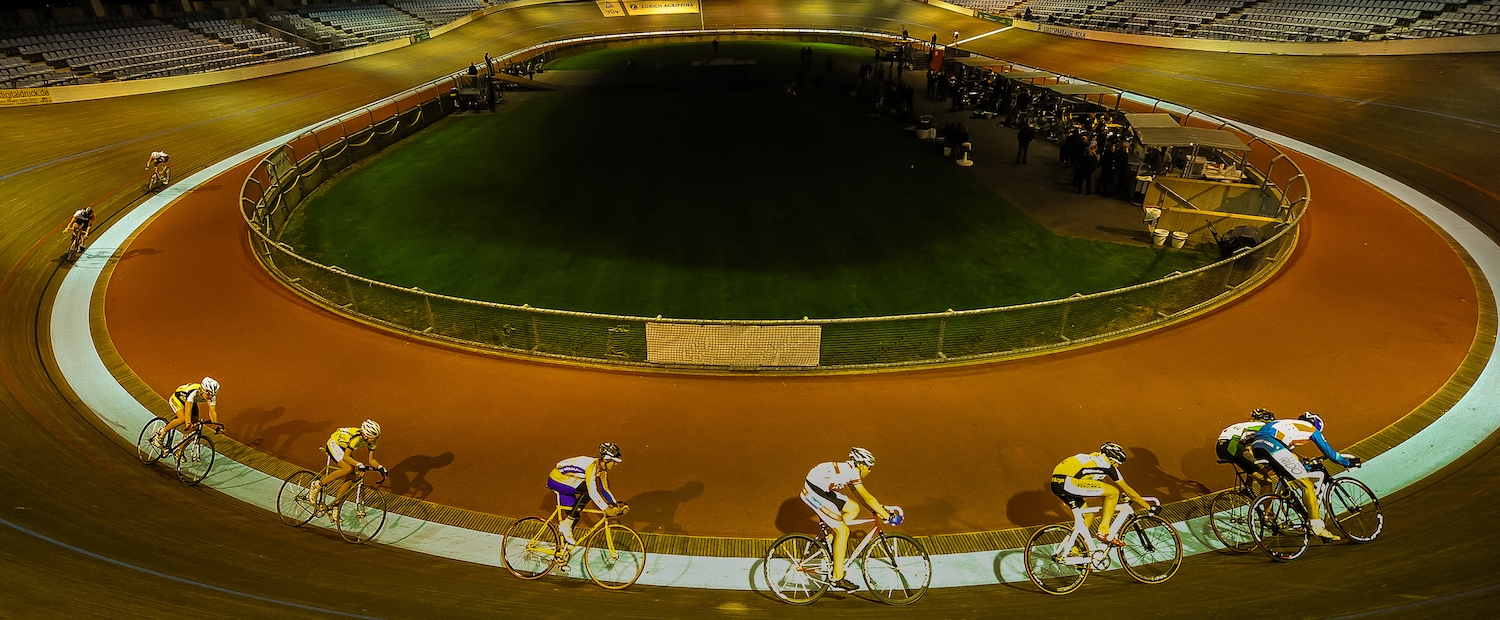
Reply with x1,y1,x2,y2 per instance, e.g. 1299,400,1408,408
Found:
200,377,219,396
361,419,381,438
849,447,876,468
1099,442,1128,464
599,442,623,463
1299,411,1324,431
1250,408,1276,422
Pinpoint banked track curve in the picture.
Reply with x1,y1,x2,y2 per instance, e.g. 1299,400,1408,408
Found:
6,0,1500,617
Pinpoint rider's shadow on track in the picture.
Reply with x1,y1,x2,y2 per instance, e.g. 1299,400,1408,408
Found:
623,481,704,535
1126,446,1212,502
230,406,332,461
388,451,456,499
1007,489,1071,527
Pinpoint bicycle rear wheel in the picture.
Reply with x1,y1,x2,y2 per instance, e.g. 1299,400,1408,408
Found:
763,533,831,605
277,471,319,527
1117,515,1182,584
1210,488,1256,553
1251,494,1309,561
175,434,215,485
860,532,930,606
1024,524,1091,595
136,418,168,464
1326,478,1383,543
336,486,388,544
581,523,646,590
501,517,560,580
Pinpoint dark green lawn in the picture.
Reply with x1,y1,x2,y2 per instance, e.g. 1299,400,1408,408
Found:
283,42,1211,320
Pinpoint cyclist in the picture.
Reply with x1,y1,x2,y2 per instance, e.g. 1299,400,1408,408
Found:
150,377,221,450
799,447,899,593
1249,412,1359,541
146,150,170,175
1050,442,1151,547
1216,408,1278,482
65,206,94,252
548,443,627,546
309,420,386,521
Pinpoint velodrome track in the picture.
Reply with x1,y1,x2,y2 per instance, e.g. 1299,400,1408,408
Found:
5,0,1500,617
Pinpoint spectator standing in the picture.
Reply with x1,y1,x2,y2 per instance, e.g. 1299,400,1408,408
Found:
1016,123,1034,164
1077,145,1099,195
1098,143,1117,196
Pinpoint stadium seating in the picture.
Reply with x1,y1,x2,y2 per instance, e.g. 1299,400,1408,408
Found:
186,19,315,60
300,4,432,44
0,19,280,83
947,0,1488,42
390,0,493,26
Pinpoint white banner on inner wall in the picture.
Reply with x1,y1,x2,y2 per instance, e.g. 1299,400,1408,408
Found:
622,0,700,16
646,323,821,366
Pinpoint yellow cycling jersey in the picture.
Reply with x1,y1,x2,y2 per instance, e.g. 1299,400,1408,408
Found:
1052,452,1123,482
329,427,377,451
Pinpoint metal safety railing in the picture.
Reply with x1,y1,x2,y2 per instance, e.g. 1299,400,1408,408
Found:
240,28,1308,371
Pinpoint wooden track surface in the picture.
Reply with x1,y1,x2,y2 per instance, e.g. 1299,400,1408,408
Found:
4,0,1500,616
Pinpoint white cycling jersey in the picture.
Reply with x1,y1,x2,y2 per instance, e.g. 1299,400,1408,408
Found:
1218,421,1261,442
805,460,863,496
149,151,170,165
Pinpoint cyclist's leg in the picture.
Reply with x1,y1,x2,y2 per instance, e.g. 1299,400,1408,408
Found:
1060,478,1112,539
1253,441,1335,537
549,479,584,544
316,441,354,488
800,490,853,581
157,398,190,441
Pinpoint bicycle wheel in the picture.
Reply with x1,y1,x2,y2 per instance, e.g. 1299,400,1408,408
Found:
163,167,171,185
1210,489,1256,553
175,434,215,485
136,418,168,464
1024,524,1091,595
1117,515,1182,584
336,486,388,544
501,517,560,580
763,533,832,605
860,532,930,606
1326,478,1383,543
1251,494,1309,561
581,523,646,590
277,471,319,527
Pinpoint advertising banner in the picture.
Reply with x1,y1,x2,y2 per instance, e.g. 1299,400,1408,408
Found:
622,0,700,16
596,1,627,17
0,87,53,107
646,323,820,367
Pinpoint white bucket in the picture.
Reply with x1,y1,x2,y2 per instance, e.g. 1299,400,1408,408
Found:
1170,231,1188,249
1152,229,1170,247
942,146,952,157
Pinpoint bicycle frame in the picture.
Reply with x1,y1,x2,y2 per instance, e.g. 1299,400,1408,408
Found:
813,518,883,577
1054,503,1139,567
533,505,624,560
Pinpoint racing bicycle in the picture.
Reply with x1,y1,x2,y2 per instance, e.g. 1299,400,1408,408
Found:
762,508,931,606
1209,459,1279,553
277,451,390,544
136,419,222,485
64,225,88,263
145,165,171,192
1250,456,1382,561
501,503,646,590
1024,496,1182,595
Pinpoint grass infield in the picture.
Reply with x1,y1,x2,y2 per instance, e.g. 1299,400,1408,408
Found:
284,42,1211,320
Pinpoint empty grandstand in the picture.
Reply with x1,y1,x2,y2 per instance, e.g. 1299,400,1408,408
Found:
0,19,293,83
391,0,494,26
186,19,315,61
298,3,432,44
949,0,1491,41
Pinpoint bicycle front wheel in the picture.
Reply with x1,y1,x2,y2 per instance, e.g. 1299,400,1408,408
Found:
1251,494,1309,562
1326,478,1383,543
1210,489,1256,553
336,486,389,544
860,532,930,606
1117,515,1182,584
175,434,215,485
763,533,832,605
277,471,318,527
581,523,646,590
501,517,560,580
1024,524,1091,595
137,418,168,464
